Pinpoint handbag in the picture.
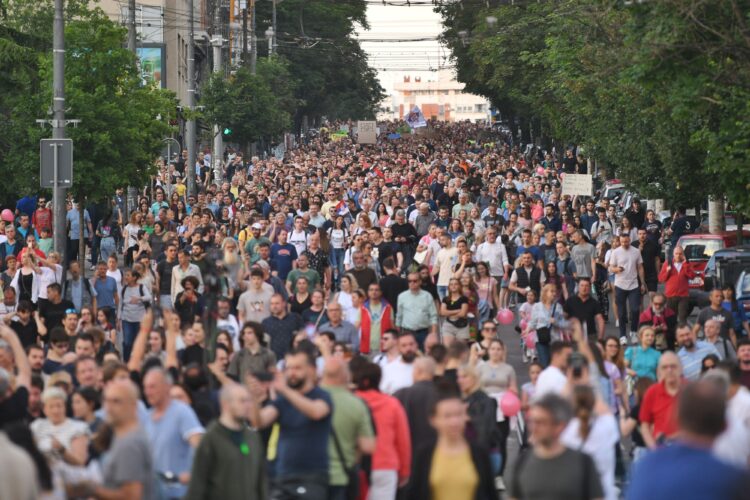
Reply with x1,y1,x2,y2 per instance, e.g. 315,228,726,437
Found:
536,303,557,344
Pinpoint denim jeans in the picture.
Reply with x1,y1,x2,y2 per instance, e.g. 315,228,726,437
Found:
99,237,116,263
615,286,641,338
537,342,551,368
121,320,141,362
437,285,448,301
329,248,345,286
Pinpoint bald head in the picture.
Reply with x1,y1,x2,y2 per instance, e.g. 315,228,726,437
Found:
219,382,251,425
322,358,349,387
104,379,139,427
413,356,436,382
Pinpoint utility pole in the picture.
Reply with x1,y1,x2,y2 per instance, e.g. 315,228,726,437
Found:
212,1,223,185
242,6,248,64
250,0,256,74
186,0,197,197
52,0,67,256
126,0,138,226
127,0,136,52
271,0,276,55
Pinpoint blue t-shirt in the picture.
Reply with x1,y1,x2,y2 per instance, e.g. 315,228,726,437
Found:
627,443,749,500
271,386,332,477
270,243,298,280
146,400,204,498
66,208,91,239
93,276,118,310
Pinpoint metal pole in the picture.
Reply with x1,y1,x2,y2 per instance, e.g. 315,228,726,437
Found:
186,0,197,197
52,0,67,256
271,0,276,55
212,6,223,185
127,0,136,52
242,7,248,65
250,0,256,74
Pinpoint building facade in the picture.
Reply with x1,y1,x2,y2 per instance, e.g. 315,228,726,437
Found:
389,69,491,123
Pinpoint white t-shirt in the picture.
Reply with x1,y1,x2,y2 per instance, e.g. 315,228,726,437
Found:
475,240,510,277
380,357,414,394
713,415,750,468
38,265,63,300
31,418,89,455
561,414,619,500
534,365,567,399
609,245,643,291
288,230,308,256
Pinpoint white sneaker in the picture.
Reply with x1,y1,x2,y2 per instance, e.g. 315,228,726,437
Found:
495,477,506,490
619,336,628,346
629,331,639,344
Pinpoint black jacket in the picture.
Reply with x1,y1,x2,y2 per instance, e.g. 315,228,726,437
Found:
465,390,500,450
407,441,499,500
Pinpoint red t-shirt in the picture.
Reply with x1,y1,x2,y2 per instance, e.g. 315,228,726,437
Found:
639,381,680,439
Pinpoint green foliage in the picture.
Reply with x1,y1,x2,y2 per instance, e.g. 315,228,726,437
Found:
253,0,385,123
202,57,296,150
0,3,176,205
437,0,750,210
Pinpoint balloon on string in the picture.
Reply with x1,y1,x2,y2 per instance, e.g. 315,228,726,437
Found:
523,334,535,349
501,391,521,417
496,308,514,325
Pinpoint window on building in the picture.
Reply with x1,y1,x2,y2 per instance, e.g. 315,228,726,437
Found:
475,104,485,113
121,5,164,44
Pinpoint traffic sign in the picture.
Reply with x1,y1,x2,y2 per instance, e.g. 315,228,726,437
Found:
40,138,73,188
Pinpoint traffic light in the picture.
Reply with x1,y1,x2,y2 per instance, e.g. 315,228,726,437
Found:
222,127,232,137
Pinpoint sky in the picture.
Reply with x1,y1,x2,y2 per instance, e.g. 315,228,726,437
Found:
356,3,447,96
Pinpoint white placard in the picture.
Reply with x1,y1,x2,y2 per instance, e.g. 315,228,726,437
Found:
562,174,593,197
357,120,377,144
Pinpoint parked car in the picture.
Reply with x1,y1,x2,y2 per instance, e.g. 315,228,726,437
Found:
736,270,750,313
600,179,624,201
678,233,750,291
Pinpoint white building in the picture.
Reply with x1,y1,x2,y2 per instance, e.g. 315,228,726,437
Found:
388,69,491,123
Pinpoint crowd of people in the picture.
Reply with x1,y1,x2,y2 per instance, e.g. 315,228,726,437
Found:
0,121,748,499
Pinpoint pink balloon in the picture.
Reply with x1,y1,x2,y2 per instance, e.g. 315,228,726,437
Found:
524,334,535,349
496,308,514,325
519,320,528,331
536,166,545,176
501,391,521,417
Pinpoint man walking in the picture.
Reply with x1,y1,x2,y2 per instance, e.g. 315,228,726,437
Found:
658,245,694,324
321,359,375,500
509,393,603,500
608,233,646,344
249,347,333,499
186,383,267,500
396,273,438,351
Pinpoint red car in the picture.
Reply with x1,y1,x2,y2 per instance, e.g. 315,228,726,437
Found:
677,232,750,288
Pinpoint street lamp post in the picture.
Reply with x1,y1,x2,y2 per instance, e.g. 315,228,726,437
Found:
265,28,274,57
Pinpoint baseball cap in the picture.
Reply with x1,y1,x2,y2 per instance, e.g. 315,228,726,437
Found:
251,222,262,229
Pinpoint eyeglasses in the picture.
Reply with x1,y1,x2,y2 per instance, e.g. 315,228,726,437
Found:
407,279,420,283
652,302,664,307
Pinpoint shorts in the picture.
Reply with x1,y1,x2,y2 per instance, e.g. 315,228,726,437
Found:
442,321,470,341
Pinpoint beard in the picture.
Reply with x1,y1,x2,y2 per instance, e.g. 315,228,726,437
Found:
402,351,417,363
287,375,306,390
683,339,695,350
224,249,239,265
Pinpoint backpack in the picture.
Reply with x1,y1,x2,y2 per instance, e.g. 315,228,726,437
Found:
121,283,151,309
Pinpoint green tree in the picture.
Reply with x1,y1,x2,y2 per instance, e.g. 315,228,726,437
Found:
254,0,385,126
202,57,296,152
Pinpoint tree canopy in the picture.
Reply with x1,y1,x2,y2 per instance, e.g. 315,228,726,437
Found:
0,2,176,205
437,0,750,209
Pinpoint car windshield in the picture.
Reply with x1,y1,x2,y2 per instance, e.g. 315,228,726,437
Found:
741,274,750,295
681,238,724,260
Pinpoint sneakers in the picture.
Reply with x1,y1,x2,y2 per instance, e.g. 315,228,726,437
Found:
629,331,639,345
495,477,506,491
619,336,628,346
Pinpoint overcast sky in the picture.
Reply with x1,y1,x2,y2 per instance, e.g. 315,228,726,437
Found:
357,3,446,95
